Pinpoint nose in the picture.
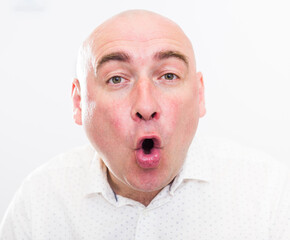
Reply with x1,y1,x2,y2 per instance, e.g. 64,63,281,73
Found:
131,78,161,122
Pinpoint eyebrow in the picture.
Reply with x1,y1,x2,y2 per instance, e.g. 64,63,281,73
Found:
96,50,188,72
97,52,130,70
154,50,189,66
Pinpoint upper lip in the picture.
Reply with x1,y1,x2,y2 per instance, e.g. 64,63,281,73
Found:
135,135,162,150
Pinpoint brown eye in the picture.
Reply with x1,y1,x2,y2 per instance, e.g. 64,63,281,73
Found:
163,73,177,80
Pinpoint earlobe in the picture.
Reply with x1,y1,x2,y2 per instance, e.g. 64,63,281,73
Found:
196,72,206,118
71,78,82,125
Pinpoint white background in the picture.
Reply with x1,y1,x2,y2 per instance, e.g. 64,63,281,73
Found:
0,0,289,220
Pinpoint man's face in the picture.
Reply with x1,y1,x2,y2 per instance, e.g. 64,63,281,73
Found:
73,12,205,195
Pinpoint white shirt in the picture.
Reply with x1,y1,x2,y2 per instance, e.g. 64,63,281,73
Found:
0,137,289,239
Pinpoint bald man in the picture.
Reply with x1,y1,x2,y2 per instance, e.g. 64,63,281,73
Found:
1,10,289,240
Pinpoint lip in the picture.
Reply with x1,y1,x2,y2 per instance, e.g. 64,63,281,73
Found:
135,134,162,150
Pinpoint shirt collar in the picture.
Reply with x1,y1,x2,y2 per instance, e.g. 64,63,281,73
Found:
169,137,212,193
181,137,212,182
84,152,116,201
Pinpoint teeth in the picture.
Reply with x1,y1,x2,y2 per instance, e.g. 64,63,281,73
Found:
142,139,154,154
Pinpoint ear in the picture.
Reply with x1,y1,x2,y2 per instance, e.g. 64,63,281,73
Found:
71,78,82,125
196,72,206,118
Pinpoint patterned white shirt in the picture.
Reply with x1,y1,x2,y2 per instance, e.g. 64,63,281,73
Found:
0,137,289,239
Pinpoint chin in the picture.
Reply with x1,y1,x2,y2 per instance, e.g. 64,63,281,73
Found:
126,169,172,193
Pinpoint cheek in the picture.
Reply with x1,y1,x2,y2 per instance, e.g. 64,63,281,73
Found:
164,92,197,126
106,105,131,140
164,100,179,128
84,97,130,142
163,90,199,142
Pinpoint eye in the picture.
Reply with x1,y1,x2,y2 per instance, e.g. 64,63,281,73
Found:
161,73,178,80
108,76,125,84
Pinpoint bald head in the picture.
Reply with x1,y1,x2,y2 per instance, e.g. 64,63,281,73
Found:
92,10,190,42
76,10,196,84
72,10,205,202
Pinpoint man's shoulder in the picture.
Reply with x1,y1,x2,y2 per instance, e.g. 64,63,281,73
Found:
195,136,287,180
201,136,281,163
0,145,98,239
25,144,96,183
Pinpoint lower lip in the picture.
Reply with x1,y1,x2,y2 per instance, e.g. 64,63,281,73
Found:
135,148,161,169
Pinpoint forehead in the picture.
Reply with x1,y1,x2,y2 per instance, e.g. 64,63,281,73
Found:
94,12,189,43
94,40,189,66
87,15,194,66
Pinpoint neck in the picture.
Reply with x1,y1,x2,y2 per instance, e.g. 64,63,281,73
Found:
107,170,161,207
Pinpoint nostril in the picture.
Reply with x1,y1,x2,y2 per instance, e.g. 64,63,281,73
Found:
135,112,158,121
136,112,143,119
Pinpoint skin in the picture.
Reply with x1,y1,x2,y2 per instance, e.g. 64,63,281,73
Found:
72,10,206,206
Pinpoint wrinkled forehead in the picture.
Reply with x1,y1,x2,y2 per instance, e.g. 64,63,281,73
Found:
77,12,196,81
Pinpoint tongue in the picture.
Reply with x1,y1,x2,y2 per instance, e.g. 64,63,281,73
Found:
135,148,160,169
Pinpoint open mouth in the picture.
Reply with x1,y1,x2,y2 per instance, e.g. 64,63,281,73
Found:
137,136,161,152
142,139,154,154
135,137,161,169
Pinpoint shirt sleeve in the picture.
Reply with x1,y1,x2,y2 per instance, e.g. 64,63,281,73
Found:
269,165,290,240
0,179,32,240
